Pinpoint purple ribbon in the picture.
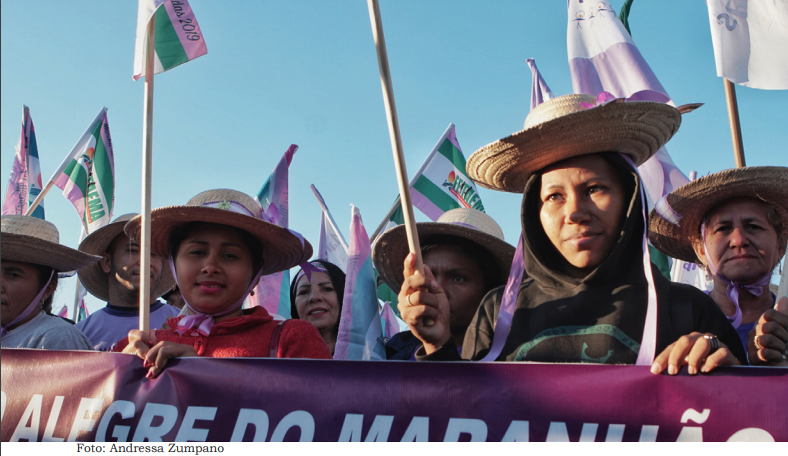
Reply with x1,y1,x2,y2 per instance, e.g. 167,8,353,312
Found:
579,90,674,110
1,270,54,338
295,261,330,284
480,235,524,362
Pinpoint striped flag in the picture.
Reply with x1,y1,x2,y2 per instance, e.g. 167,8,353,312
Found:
334,206,386,361
133,0,207,81
3,106,45,219
380,301,405,340
77,296,90,322
312,185,349,273
247,145,297,318
57,305,68,319
53,108,115,233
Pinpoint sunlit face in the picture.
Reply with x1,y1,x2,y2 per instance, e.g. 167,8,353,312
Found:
538,155,626,275
101,233,163,302
1,261,52,326
174,224,255,315
294,271,340,336
423,244,488,337
694,197,785,284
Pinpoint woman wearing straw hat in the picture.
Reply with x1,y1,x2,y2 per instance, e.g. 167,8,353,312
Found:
1,215,98,349
649,166,788,365
115,189,331,378
400,93,746,374
373,207,515,360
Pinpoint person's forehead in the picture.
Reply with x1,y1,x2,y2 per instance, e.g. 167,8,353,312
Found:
297,271,331,287
1,260,37,272
423,243,476,266
184,223,246,245
540,154,617,183
706,197,770,222
109,232,135,251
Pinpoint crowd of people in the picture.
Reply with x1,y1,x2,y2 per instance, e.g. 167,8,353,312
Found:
2,94,787,379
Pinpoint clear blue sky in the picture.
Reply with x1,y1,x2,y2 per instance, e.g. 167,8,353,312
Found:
2,1,786,315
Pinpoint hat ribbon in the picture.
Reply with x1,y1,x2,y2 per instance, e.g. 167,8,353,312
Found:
295,260,330,284
480,234,524,362
1,270,54,337
578,90,672,110
701,221,772,329
201,200,257,217
654,195,682,226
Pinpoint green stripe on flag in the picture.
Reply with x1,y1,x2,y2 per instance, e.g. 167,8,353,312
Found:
413,175,460,212
92,135,114,216
436,139,467,169
65,159,89,194
154,7,189,70
389,203,404,224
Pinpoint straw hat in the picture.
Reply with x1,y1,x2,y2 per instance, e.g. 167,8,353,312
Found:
77,213,176,301
648,166,788,263
466,93,688,193
124,189,312,276
1,215,100,273
372,208,516,291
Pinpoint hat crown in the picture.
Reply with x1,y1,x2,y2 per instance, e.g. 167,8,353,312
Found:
185,189,263,219
523,93,599,130
1,215,60,244
435,208,505,241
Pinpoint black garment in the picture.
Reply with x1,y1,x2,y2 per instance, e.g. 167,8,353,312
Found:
385,330,422,360
419,154,746,364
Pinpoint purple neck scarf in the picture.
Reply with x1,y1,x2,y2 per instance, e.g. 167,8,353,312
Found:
1,270,54,337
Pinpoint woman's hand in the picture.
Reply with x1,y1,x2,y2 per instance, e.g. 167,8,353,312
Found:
748,296,788,366
397,252,451,354
651,332,739,375
121,329,158,358
143,341,198,378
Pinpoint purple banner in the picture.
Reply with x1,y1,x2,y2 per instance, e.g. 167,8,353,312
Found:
1,349,786,442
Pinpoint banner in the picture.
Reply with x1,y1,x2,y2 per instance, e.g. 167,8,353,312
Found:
2,106,44,219
1,350,785,442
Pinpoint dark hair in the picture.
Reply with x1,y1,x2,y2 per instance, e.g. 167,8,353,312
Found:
168,222,265,273
289,260,346,336
35,265,58,314
421,235,503,291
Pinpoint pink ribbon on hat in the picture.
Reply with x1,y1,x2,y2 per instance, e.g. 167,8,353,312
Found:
1,270,54,337
579,90,673,110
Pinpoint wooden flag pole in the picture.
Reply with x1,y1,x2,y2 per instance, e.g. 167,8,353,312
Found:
723,78,746,168
366,0,423,274
139,16,156,333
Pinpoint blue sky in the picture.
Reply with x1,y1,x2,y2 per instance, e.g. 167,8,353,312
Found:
2,1,786,314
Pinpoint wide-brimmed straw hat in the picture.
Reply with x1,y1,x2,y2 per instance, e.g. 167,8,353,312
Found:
467,93,690,193
649,166,788,263
372,208,516,291
124,189,312,276
1,215,100,273
77,213,176,301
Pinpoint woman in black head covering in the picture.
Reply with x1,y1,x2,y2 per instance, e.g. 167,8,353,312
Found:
290,260,346,355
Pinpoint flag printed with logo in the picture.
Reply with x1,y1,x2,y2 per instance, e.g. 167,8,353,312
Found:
312,185,349,273
248,145,297,318
566,0,690,206
133,0,207,81
53,108,115,233
3,106,45,219
334,206,386,361
707,0,788,90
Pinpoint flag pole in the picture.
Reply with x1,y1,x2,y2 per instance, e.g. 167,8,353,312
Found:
366,0,423,274
25,107,107,216
71,278,82,322
723,78,746,168
310,184,349,251
138,15,156,333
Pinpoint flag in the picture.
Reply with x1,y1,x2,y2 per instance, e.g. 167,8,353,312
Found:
3,106,45,219
380,301,405,340
409,124,484,221
526,58,554,110
57,305,68,318
566,0,690,207
334,205,386,361
707,0,788,90
247,145,297,318
77,294,90,322
53,108,115,233
133,0,207,81
312,185,349,272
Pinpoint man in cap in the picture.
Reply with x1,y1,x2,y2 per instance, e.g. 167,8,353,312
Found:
76,214,179,350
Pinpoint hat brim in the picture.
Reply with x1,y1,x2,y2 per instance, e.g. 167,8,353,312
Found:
467,101,681,193
648,167,788,263
77,220,176,301
2,233,100,273
125,206,312,276
372,223,516,292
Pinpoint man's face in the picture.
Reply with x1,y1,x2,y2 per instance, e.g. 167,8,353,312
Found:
101,233,163,303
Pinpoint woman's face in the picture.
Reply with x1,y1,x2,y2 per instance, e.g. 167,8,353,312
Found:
174,224,255,314
0,261,50,325
538,155,626,274
294,271,340,334
695,197,785,284
423,244,487,336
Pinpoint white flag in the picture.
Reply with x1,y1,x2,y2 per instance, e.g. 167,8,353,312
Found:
707,0,788,90
318,211,349,273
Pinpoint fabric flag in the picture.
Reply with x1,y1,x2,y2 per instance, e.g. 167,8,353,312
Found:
526,58,554,110
77,295,90,322
53,108,115,234
133,0,207,81
334,206,386,361
3,106,45,219
247,145,297,318
707,0,788,90
312,185,349,273
57,305,68,319
380,301,406,340
566,0,690,208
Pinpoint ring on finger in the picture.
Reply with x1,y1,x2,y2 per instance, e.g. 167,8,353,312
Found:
703,334,720,352
407,293,415,306
754,335,763,350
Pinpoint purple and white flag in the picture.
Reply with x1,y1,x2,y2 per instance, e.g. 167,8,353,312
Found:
567,0,689,207
707,0,788,90
334,206,386,361
526,58,554,110
2,106,45,219
380,301,406,339
56,305,68,319
312,184,349,273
